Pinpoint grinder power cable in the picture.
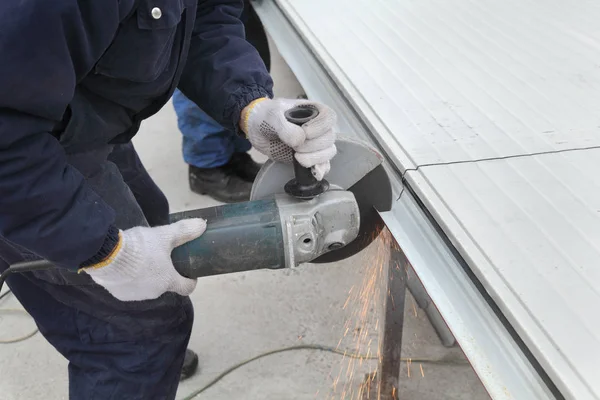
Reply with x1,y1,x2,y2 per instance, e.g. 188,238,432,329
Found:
0,106,392,292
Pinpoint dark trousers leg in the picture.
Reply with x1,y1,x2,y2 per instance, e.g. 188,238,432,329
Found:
0,145,192,400
108,142,170,227
0,262,193,400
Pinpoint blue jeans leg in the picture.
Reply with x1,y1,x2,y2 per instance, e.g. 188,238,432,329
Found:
172,89,251,169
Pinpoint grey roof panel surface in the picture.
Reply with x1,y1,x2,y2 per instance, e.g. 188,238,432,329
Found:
268,0,600,398
277,0,600,168
406,150,600,399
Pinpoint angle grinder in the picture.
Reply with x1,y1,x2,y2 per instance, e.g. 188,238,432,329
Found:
0,106,392,290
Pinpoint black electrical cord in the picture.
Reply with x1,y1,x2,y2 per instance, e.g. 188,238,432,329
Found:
0,287,12,301
0,269,11,295
0,260,55,294
0,261,54,344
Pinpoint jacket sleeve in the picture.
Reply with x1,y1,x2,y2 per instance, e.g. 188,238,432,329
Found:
0,1,124,269
178,0,274,134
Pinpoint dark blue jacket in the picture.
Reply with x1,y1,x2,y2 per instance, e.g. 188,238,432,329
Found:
0,0,273,269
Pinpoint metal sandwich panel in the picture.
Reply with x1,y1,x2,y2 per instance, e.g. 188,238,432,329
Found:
269,0,600,168
252,0,558,398
410,150,600,400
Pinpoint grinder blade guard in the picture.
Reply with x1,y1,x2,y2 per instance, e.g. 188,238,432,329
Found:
251,137,393,263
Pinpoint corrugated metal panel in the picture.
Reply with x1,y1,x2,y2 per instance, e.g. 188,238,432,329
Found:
275,0,600,168
407,150,600,400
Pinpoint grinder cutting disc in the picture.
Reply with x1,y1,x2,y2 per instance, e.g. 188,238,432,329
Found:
250,137,393,263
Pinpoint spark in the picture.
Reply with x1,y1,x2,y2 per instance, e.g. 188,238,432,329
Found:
343,295,352,309
412,299,418,317
420,363,425,378
327,228,402,399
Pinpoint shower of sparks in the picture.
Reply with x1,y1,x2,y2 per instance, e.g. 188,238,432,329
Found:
326,227,401,399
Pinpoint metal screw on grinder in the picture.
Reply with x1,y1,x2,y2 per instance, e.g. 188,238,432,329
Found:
328,242,344,250
284,106,330,200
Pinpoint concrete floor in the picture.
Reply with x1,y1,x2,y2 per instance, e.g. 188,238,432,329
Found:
0,42,489,400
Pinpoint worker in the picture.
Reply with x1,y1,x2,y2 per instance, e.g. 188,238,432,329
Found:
0,1,337,399
173,0,271,202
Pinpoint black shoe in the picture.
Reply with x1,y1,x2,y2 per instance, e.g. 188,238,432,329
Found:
180,349,199,381
228,152,263,182
189,163,252,203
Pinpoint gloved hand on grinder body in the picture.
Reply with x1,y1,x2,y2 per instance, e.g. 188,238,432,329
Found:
241,98,337,181
82,219,207,302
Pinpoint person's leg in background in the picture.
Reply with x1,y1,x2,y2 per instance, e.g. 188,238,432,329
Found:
173,0,270,203
173,91,256,203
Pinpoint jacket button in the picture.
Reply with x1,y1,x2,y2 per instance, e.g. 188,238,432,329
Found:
151,7,162,19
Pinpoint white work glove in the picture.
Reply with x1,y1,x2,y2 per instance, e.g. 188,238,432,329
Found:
242,98,337,181
83,219,207,302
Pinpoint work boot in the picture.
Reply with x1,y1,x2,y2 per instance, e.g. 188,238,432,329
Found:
179,349,199,381
189,161,252,203
228,152,262,182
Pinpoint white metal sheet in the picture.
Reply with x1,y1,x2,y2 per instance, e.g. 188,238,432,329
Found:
275,0,600,168
407,149,600,400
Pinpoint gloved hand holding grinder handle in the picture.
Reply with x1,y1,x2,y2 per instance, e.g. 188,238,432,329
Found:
241,98,338,181
83,219,207,302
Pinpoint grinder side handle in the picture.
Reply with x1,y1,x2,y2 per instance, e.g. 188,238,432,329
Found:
283,106,329,200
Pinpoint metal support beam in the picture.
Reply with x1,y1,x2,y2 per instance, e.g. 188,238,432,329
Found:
377,237,407,399
406,267,456,348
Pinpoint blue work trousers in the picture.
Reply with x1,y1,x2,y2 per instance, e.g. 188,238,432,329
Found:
173,89,251,168
172,0,269,169
0,142,193,400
